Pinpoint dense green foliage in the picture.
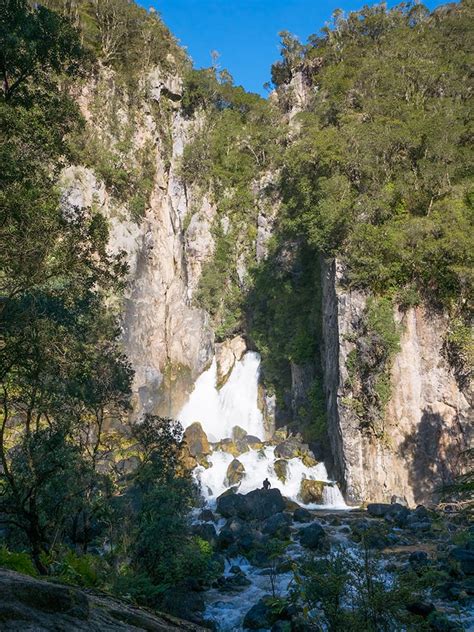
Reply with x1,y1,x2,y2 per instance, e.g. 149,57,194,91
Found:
248,242,327,439
180,66,282,339
178,0,474,440
275,1,473,311
42,0,187,80
248,0,473,436
112,415,219,616
294,547,411,630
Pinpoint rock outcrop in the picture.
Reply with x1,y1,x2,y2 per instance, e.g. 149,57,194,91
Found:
0,569,207,631
63,69,216,422
321,258,472,505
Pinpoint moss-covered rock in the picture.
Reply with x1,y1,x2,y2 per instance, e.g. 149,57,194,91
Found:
225,459,245,487
274,459,289,483
298,479,325,504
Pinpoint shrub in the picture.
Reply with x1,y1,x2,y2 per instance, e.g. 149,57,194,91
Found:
0,547,37,577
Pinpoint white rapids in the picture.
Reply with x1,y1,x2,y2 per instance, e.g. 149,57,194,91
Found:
196,447,347,509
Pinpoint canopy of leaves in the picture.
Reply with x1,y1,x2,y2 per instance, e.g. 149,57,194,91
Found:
275,1,473,312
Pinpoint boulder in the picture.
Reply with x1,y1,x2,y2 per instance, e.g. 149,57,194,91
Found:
179,445,198,471
262,513,292,538
293,507,312,523
367,503,393,517
243,598,275,630
274,459,288,483
159,587,205,625
217,518,258,552
225,459,245,487
299,522,327,550
244,488,286,520
406,601,436,618
216,490,248,519
301,453,318,467
0,569,208,631
214,438,240,457
409,551,429,568
271,428,288,443
298,479,325,504
199,509,216,522
215,571,252,593
183,423,211,459
350,519,390,549
450,548,474,575
232,425,248,442
236,435,264,453
274,437,309,460
216,488,286,521
385,505,411,527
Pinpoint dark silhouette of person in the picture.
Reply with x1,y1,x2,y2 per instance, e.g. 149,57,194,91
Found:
263,478,271,490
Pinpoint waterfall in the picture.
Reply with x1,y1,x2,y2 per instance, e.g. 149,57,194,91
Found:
179,351,264,442
178,351,348,509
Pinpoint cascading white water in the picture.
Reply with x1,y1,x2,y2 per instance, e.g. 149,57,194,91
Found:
179,352,264,441
195,446,348,508
178,351,348,509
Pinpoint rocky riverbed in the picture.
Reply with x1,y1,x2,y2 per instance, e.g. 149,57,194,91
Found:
188,491,474,631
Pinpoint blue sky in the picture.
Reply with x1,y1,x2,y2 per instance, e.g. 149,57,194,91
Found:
140,0,446,96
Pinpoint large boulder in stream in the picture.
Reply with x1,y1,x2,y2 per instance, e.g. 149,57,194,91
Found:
293,507,313,523
243,597,275,630
274,436,306,459
214,438,240,456
299,522,328,551
274,436,317,465
299,479,325,504
262,512,292,538
216,488,286,521
232,425,248,442
183,422,211,459
274,459,289,483
225,458,245,486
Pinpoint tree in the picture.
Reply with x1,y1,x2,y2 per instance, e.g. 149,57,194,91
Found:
0,0,83,101
0,0,132,573
294,544,412,631
115,416,217,611
0,429,94,573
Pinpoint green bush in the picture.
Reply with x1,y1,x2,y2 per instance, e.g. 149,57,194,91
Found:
51,551,105,588
0,547,37,577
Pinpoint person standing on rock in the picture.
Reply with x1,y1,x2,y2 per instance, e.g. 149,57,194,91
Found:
263,478,271,490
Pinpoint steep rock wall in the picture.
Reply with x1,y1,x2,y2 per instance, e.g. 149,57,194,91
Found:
322,259,472,505
63,68,216,419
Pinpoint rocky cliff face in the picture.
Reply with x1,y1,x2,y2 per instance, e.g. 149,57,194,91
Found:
63,59,471,506
322,259,472,505
63,67,216,419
